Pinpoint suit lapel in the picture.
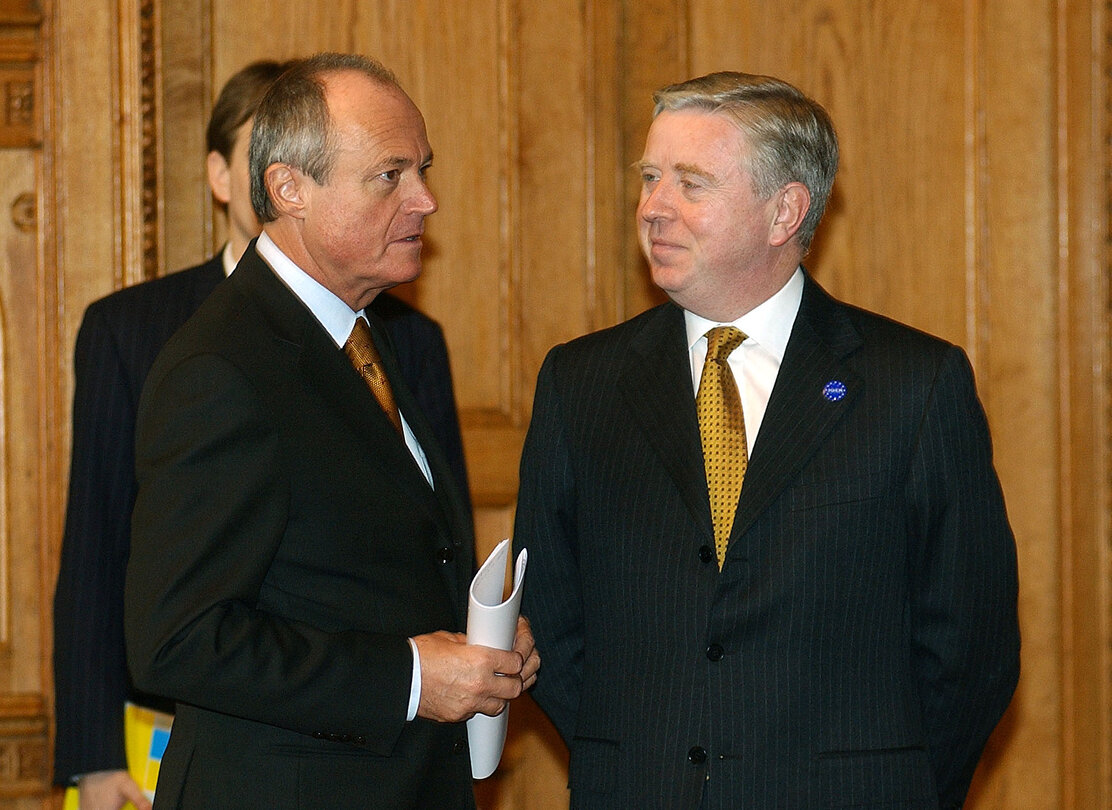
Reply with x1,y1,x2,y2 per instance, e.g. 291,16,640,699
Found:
369,312,473,545
619,304,715,538
730,274,863,541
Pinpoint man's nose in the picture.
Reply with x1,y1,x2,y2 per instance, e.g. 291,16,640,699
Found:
638,183,673,222
409,178,438,216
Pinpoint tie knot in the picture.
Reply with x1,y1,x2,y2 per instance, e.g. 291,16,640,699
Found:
344,317,383,370
705,326,746,362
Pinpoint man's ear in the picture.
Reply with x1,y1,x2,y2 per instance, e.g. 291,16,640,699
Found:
264,163,307,219
206,151,231,206
769,182,811,247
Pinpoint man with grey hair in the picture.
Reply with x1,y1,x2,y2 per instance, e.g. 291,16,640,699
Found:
125,53,538,809
515,71,1018,809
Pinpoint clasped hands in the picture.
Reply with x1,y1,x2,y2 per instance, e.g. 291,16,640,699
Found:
413,614,540,723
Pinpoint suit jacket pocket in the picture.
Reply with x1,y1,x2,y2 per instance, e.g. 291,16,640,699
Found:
569,735,620,795
816,746,937,808
790,473,885,511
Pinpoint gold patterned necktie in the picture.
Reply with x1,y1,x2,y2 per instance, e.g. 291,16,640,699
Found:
696,326,748,570
344,317,403,435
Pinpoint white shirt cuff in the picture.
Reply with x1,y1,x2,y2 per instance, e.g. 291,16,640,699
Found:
406,637,421,721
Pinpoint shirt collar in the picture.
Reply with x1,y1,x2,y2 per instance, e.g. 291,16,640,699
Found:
255,232,362,348
684,266,804,361
220,242,237,277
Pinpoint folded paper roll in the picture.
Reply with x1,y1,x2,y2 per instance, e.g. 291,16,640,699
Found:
465,538,528,779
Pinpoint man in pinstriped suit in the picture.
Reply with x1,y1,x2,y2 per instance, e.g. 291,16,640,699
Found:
515,72,1019,809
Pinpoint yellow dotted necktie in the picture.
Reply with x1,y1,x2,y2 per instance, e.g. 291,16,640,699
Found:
696,326,748,570
344,317,403,435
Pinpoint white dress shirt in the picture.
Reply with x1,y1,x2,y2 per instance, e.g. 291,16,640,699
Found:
684,267,804,452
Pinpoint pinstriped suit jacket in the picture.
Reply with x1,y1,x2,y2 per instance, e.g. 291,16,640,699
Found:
53,251,470,786
515,272,1019,810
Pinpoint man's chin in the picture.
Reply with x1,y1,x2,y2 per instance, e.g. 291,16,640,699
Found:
387,261,424,286
649,263,690,295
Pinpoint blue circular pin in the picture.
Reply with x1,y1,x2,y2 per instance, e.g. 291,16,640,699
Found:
822,380,847,402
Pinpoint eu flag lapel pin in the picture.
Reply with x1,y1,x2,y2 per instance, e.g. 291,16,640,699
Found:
822,380,847,402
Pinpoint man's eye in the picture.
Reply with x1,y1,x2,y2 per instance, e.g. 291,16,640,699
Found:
380,169,401,182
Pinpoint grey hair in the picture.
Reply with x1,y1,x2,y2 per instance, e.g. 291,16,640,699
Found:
249,52,400,222
653,71,839,252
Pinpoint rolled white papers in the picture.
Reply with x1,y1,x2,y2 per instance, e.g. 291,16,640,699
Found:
465,538,528,779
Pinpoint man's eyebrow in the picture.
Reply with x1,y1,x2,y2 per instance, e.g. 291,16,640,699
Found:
372,152,434,171
631,160,718,184
674,162,718,184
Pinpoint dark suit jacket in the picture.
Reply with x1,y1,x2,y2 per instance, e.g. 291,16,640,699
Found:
123,244,477,808
514,273,1020,810
53,250,470,788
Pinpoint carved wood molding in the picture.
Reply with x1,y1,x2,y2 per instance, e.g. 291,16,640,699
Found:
118,0,162,286
0,3,40,798
0,1,40,148
138,0,160,280
0,694,47,799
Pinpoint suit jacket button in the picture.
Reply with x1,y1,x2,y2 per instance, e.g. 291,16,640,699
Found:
698,545,714,564
437,546,455,563
687,746,707,765
452,739,467,754
706,643,724,662
312,731,325,739
354,735,367,745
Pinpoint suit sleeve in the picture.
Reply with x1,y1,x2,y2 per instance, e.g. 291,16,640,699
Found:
906,345,1020,807
124,351,414,753
514,349,582,744
52,306,136,783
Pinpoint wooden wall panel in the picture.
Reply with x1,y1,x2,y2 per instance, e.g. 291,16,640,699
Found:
159,0,212,274
972,1,1061,804
617,0,685,318
1057,0,1111,803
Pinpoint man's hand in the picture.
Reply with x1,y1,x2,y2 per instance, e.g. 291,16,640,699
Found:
77,769,152,810
413,615,540,723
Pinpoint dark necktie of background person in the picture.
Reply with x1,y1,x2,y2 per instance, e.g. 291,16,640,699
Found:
695,326,747,570
344,317,403,435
